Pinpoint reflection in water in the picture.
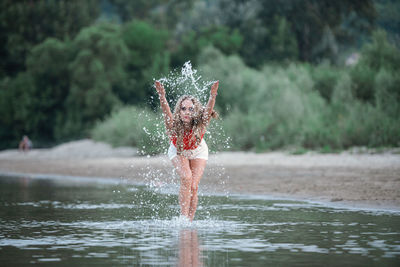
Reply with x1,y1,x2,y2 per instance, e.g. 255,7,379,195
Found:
179,229,202,267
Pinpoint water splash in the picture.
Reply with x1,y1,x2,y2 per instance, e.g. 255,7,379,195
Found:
154,61,217,105
181,61,201,91
126,61,232,221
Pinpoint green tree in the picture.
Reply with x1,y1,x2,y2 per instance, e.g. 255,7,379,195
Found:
171,26,243,67
351,29,400,102
121,20,170,104
311,63,343,101
26,38,72,141
374,0,400,44
0,0,100,78
59,23,129,139
0,74,37,149
375,68,400,118
200,0,376,65
268,16,299,62
0,38,73,148
359,29,400,71
108,0,195,28
281,0,376,62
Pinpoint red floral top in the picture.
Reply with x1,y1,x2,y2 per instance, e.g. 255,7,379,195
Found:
171,129,205,150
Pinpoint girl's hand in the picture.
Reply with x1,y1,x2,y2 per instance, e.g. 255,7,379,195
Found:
211,80,219,97
155,81,165,97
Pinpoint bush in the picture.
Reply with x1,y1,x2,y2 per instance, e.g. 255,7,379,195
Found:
91,106,168,155
311,63,342,101
350,29,400,103
350,62,376,102
328,71,400,148
360,30,400,72
199,47,328,150
374,68,400,118
198,46,255,116
198,46,400,151
337,101,400,147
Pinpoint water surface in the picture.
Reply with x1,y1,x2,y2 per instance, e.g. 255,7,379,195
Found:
0,175,399,266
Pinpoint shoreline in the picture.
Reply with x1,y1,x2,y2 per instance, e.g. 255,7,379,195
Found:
1,140,399,212
1,170,399,213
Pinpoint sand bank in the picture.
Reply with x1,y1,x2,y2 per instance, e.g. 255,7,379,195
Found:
1,140,399,210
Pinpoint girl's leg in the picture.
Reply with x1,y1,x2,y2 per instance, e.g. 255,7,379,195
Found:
188,159,207,221
172,155,192,217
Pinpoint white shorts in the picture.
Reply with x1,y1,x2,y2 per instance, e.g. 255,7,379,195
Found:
168,139,208,160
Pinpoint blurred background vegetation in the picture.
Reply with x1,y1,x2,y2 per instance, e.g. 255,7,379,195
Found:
1,0,399,153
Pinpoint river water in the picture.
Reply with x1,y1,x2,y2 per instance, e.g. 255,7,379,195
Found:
0,175,399,266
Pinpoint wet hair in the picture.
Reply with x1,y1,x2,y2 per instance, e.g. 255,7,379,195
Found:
172,95,218,153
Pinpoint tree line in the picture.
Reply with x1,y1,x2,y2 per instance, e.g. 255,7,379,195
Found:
0,0,399,150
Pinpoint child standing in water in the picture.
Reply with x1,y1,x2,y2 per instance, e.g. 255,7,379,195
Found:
155,80,219,221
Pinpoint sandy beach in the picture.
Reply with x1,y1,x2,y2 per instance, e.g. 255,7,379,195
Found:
1,139,400,210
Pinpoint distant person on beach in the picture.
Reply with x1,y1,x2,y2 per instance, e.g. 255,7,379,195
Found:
155,80,219,221
19,135,32,152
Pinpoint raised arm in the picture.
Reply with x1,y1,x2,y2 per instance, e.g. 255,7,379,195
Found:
203,81,219,124
155,81,173,132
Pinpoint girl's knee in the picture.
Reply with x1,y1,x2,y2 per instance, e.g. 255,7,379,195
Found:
181,175,192,188
191,184,198,193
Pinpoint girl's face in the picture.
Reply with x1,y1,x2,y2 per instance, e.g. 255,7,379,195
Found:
180,99,194,123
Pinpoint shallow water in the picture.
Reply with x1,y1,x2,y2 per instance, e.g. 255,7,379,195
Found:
0,175,399,266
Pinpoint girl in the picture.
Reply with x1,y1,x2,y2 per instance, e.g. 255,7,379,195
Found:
155,80,219,221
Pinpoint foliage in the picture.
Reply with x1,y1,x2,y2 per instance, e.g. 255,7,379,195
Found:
328,98,400,148
186,0,375,66
25,38,72,140
199,47,327,150
311,63,343,101
0,0,99,78
359,30,400,71
77,41,400,153
374,68,400,118
1,20,174,147
58,23,129,139
268,16,299,62
0,36,75,147
350,29,400,103
197,47,250,116
273,0,375,63
0,23,130,147
0,74,38,148
197,46,400,151
121,20,170,104
107,0,196,29
1,1,399,151
91,106,167,155
374,0,400,44
350,62,376,102
171,26,243,68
